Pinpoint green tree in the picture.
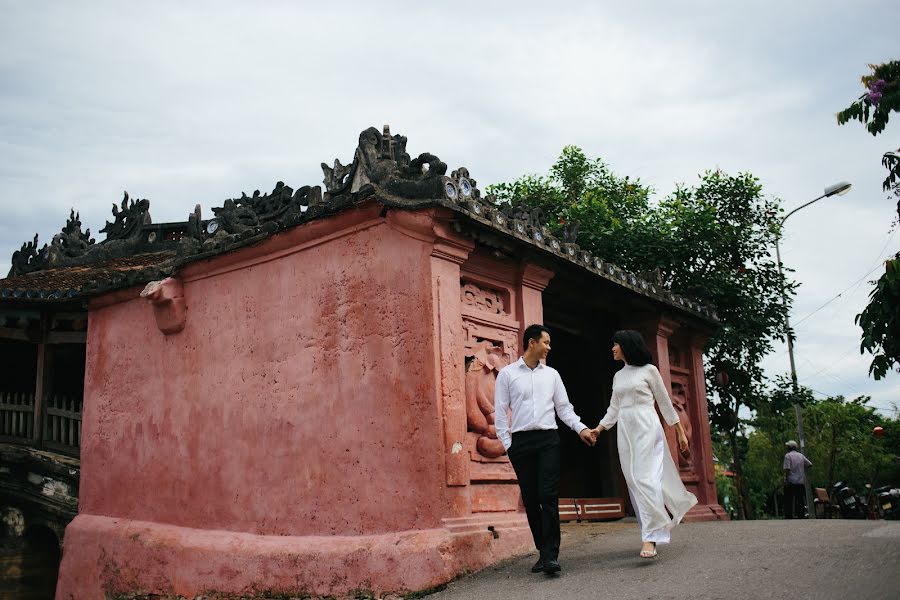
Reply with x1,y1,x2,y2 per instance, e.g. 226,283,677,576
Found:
745,381,899,517
838,60,900,379
488,151,794,519
488,146,662,271
856,256,900,379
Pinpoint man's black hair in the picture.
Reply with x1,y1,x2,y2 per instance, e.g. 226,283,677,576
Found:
523,324,550,351
612,330,653,366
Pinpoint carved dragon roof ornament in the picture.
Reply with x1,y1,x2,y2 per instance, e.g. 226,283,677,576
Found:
8,234,48,277
7,210,100,277
100,192,152,241
7,193,147,277
321,126,480,209
53,209,96,258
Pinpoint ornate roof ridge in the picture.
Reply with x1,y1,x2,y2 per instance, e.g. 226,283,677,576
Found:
2,126,718,322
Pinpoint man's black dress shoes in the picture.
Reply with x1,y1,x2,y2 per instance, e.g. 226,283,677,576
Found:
531,558,544,573
543,559,561,574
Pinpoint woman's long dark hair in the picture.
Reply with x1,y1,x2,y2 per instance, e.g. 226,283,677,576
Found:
613,330,653,366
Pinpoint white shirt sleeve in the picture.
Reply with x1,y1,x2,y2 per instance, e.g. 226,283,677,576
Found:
493,368,512,451
647,365,679,426
598,381,620,430
551,370,587,434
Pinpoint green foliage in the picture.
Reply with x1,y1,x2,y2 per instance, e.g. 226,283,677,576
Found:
855,254,900,379
715,472,738,519
653,172,793,431
489,150,793,431
837,60,900,137
487,146,658,271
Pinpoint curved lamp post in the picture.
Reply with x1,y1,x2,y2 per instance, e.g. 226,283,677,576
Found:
774,180,851,519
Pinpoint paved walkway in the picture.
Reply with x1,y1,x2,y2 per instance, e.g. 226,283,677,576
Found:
428,519,900,600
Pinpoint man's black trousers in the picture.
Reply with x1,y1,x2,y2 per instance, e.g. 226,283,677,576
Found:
783,483,806,519
507,430,561,561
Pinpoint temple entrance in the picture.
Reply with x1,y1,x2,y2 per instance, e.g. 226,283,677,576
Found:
544,314,623,502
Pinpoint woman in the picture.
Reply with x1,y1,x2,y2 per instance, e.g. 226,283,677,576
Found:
591,330,697,558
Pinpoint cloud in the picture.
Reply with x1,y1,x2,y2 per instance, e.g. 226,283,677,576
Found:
1,1,897,406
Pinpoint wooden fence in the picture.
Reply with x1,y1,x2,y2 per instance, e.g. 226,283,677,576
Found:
0,391,81,456
0,392,35,442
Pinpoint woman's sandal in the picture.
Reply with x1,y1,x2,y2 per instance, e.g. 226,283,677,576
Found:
639,542,657,559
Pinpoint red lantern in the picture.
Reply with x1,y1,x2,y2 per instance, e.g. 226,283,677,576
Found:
873,426,884,438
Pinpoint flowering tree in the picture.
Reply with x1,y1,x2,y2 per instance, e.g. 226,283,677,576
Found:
837,61,900,137
837,60,900,380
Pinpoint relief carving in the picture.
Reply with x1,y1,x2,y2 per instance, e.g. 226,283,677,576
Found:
460,282,506,315
671,381,694,470
464,339,513,458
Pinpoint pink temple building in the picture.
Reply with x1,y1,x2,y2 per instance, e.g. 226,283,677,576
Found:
0,127,726,598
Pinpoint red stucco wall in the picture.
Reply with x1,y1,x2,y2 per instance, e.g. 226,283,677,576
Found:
79,206,448,537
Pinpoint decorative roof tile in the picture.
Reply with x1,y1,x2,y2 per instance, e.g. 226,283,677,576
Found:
1,126,718,322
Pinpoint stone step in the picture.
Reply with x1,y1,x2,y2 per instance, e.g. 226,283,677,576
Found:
442,513,529,535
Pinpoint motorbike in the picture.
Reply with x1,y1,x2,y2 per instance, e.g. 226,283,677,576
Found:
830,481,867,519
871,485,900,520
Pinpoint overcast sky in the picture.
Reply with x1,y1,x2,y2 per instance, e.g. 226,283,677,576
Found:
2,1,898,415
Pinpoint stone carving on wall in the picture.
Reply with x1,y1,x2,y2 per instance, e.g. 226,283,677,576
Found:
460,282,506,315
669,344,685,368
464,340,511,458
671,381,694,470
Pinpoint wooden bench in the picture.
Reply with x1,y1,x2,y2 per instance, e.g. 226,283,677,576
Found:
559,497,626,522
813,487,835,518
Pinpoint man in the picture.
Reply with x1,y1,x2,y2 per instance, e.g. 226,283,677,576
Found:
494,324,596,575
783,440,812,519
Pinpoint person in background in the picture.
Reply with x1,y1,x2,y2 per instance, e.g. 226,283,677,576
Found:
783,440,812,519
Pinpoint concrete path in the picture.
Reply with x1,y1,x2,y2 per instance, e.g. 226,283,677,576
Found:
427,519,900,600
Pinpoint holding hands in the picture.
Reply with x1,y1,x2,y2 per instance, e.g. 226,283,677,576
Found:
578,428,598,447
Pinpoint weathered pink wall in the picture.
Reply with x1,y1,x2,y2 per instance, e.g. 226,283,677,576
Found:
58,204,534,598
79,205,450,537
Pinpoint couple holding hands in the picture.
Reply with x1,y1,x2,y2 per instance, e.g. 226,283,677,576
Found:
493,325,696,575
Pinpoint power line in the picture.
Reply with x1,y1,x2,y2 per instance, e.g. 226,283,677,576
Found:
792,228,897,329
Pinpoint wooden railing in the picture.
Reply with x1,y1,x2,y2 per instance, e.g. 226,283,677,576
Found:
0,391,81,457
0,392,35,442
43,394,82,455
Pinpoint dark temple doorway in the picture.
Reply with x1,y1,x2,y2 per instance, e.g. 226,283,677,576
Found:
544,303,623,501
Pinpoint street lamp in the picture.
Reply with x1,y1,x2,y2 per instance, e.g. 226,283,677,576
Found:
774,180,851,519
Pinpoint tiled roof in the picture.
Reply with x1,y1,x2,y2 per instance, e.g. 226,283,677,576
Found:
0,252,176,301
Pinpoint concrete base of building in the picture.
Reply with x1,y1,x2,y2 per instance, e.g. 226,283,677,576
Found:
56,513,534,599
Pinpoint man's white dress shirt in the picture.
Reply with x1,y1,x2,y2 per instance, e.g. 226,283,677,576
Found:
493,357,587,451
